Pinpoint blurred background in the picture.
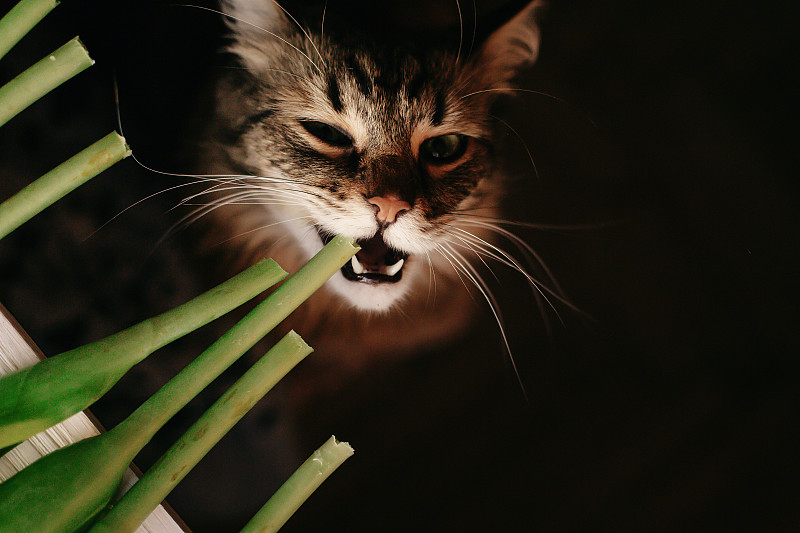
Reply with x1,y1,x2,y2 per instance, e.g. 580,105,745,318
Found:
0,0,797,531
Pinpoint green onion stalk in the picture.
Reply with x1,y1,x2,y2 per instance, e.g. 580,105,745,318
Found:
0,257,288,449
0,332,312,533
0,36,93,128
0,0,59,61
0,236,358,532
89,332,314,533
0,132,131,240
240,436,355,533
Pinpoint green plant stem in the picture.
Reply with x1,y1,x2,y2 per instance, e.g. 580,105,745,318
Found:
98,234,358,453
0,131,130,240
89,331,313,533
0,0,59,61
0,426,134,533
239,436,354,533
0,258,288,449
0,237,356,532
0,36,93,127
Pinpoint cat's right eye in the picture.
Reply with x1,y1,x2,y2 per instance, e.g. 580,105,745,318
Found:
300,121,352,148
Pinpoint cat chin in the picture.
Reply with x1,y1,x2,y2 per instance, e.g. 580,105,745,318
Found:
326,271,413,313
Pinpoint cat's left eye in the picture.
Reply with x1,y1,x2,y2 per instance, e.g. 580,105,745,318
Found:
300,120,352,148
419,134,468,165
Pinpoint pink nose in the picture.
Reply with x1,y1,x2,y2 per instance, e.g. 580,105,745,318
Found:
367,195,411,224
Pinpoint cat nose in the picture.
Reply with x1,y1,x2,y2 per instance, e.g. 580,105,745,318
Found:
367,195,411,224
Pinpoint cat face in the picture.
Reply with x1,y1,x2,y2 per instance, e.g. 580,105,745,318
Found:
209,0,542,312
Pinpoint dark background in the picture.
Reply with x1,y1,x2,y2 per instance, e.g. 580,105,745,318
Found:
1,0,797,531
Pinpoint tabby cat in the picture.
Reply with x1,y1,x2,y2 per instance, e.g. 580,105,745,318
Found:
195,0,544,380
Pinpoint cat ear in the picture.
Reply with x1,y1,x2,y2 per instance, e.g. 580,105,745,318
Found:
222,0,292,69
472,0,545,86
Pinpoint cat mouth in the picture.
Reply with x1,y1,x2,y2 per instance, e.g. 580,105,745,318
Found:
317,228,408,284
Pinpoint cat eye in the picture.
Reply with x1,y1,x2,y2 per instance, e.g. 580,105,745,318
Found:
300,120,352,147
419,134,468,164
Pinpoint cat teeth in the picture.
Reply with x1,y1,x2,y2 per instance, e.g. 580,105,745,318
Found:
349,255,404,278
351,255,366,275
384,258,404,277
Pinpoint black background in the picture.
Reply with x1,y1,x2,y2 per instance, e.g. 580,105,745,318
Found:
0,0,798,531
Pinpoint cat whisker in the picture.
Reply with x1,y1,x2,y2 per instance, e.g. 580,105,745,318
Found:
193,186,313,210
489,113,539,180
172,182,253,211
232,194,309,208
163,189,309,248
236,184,323,206
455,0,464,65
153,190,260,249
270,0,327,68
115,75,315,204
459,87,599,129
178,3,323,75
446,224,579,317
433,243,476,305
244,179,323,197
456,220,565,293
214,214,315,247
447,212,619,232
423,250,438,308
170,180,305,210
181,198,307,209
320,0,328,41
467,0,477,59
133,174,318,228
85,176,234,242
437,242,529,401
450,203,504,214
446,231,565,330
176,190,267,226
240,177,332,203
151,168,328,208
460,86,562,103
447,231,502,285
452,233,556,340
127,150,298,188
220,65,313,84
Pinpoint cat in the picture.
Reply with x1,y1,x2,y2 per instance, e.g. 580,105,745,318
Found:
191,0,547,390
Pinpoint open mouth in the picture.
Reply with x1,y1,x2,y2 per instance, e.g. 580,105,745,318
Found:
317,228,408,284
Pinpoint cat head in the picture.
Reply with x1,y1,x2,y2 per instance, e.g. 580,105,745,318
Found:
210,0,543,312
